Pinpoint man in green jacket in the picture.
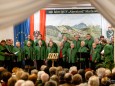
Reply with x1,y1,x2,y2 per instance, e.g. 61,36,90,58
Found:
35,40,46,70
73,34,81,51
46,41,57,67
85,34,94,52
48,38,58,52
5,39,14,71
101,39,113,63
78,41,88,69
24,35,34,47
111,36,114,58
90,43,101,70
34,34,46,48
13,42,24,68
62,36,70,67
24,41,35,68
67,43,77,68
0,40,7,67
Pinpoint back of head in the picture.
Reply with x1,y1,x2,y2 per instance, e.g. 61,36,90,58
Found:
88,76,99,86
78,69,85,82
72,74,82,85
69,66,77,75
63,68,69,73
56,66,63,75
15,80,25,86
12,67,20,74
40,65,47,71
37,71,45,80
20,72,29,80
31,69,38,75
8,77,17,86
79,83,88,86
105,69,111,77
58,71,65,84
16,70,24,80
2,71,12,83
96,68,105,78
112,67,115,73
85,71,93,81
44,80,57,86
41,73,49,83
21,80,34,86
50,75,59,84
28,74,37,84
49,67,57,76
101,77,111,86
64,73,72,83
0,67,6,80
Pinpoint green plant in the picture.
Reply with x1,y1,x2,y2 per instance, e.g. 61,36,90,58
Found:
96,61,115,70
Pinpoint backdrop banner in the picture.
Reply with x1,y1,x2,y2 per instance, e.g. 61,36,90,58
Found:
46,9,108,44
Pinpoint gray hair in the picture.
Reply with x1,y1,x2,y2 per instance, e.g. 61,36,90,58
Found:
41,73,49,83
21,80,34,86
96,68,106,78
15,80,25,86
31,69,38,75
88,76,99,86
37,71,45,80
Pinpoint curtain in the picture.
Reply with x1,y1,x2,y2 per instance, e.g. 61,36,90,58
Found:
0,0,53,29
14,19,30,47
90,0,115,27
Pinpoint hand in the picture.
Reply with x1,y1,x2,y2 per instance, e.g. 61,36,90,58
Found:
4,52,10,56
95,60,97,63
25,58,27,60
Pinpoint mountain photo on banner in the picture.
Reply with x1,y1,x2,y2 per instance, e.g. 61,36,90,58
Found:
46,13,103,43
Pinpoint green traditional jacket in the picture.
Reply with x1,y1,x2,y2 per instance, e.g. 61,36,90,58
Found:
67,48,77,63
35,46,46,60
48,42,58,52
78,46,88,61
5,45,14,60
90,48,100,62
13,47,24,62
63,41,70,50
72,40,81,51
0,45,6,60
111,44,114,59
85,38,94,51
24,39,34,47
103,44,113,62
58,47,67,62
46,46,57,58
24,46,35,60
34,39,46,47
96,44,102,53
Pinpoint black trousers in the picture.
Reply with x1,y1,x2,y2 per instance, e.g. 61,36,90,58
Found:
58,58,63,66
0,60,4,67
77,61,86,69
47,60,57,68
25,59,34,66
17,61,22,68
36,60,44,70
4,60,12,72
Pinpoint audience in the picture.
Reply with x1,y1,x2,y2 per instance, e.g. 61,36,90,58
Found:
88,75,100,86
0,66,115,86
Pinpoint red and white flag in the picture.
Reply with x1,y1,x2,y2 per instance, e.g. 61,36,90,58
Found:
30,10,46,40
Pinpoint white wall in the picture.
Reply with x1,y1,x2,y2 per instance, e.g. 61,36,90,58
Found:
0,26,14,41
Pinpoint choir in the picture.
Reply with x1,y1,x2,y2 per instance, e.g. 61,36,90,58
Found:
0,34,114,71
